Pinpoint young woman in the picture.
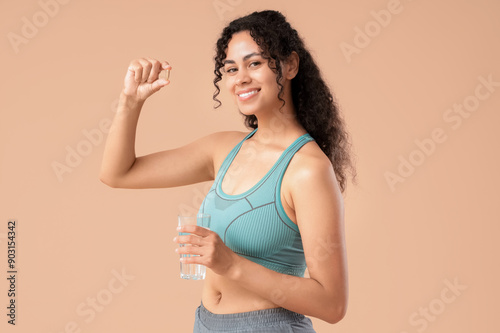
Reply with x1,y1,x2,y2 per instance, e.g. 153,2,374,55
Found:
100,10,356,333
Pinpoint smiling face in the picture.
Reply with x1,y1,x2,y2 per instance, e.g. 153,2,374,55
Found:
223,31,284,117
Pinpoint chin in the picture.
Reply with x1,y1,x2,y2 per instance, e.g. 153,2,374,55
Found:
236,105,258,117
237,109,256,119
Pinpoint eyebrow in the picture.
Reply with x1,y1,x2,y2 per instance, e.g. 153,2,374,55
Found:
223,52,261,65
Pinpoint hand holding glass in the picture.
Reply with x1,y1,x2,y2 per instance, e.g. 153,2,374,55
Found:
177,214,211,280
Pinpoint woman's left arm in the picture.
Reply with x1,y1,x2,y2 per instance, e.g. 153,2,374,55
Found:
174,157,348,324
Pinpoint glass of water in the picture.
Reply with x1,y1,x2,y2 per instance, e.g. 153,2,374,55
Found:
177,213,211,280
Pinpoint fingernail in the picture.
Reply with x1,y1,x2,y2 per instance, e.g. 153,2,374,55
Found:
176,226,181,231
173,237,177,242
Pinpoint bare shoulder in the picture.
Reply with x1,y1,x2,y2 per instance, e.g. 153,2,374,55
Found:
207,130,250,152
283,140,340,204
191,130,249,153
288,140,335,181
205,130,252,172
207,130,249,143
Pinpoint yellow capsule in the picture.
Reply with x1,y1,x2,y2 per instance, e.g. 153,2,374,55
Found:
161,68,170,81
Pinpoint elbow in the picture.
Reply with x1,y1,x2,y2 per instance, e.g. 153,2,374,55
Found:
324,305,347,324
322,297,347,324
99,160,135,188
99,176,114,188
99,173,119,188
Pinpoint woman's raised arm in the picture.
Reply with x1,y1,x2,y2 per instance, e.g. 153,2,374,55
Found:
99,58,216,189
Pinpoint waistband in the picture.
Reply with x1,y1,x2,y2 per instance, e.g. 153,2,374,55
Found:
197,301,306,330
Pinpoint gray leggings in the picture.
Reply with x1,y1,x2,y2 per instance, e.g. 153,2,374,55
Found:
193,301,316,332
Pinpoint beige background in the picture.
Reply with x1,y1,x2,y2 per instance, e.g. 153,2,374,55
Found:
1,0,499,332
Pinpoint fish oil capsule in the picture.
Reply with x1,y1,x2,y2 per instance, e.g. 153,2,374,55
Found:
160,68,170,81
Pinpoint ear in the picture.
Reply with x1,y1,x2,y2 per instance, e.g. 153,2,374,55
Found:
284,51,299,80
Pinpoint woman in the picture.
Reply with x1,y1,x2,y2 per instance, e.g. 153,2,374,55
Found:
100,10,356,333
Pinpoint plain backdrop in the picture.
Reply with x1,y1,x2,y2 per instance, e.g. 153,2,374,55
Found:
1,0,499,332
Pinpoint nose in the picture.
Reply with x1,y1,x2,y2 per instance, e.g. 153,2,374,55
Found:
235,67,250,85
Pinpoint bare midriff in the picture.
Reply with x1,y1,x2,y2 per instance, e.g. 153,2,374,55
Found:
201,267,280,314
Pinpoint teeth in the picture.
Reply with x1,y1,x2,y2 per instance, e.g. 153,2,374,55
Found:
238,90,258,98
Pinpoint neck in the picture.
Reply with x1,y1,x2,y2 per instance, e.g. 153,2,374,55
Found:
246,80,306,144
251,102,306,145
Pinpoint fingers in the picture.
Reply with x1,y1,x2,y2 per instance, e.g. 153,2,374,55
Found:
149,79,169,94
178,253,202,265
174,233,205,246
138,58,152,83
177,225,210,236
127,58,172,84
162,61,171,70
174,228,215,265
176,246,203,256
127,63,140,83
127,59,143,83
174,234,204,259
145,57,160,83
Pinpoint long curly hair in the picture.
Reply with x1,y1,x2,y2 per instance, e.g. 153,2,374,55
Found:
213,10,357,193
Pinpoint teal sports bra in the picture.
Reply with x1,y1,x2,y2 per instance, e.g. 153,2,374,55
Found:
198,128,315,277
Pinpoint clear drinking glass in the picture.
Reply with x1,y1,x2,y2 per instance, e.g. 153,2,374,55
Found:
177,213,211,280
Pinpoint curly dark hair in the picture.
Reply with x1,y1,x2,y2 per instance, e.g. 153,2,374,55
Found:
213,10,357,193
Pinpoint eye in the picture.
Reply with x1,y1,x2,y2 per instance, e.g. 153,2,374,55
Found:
249,61,261,67
224,67,237,74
